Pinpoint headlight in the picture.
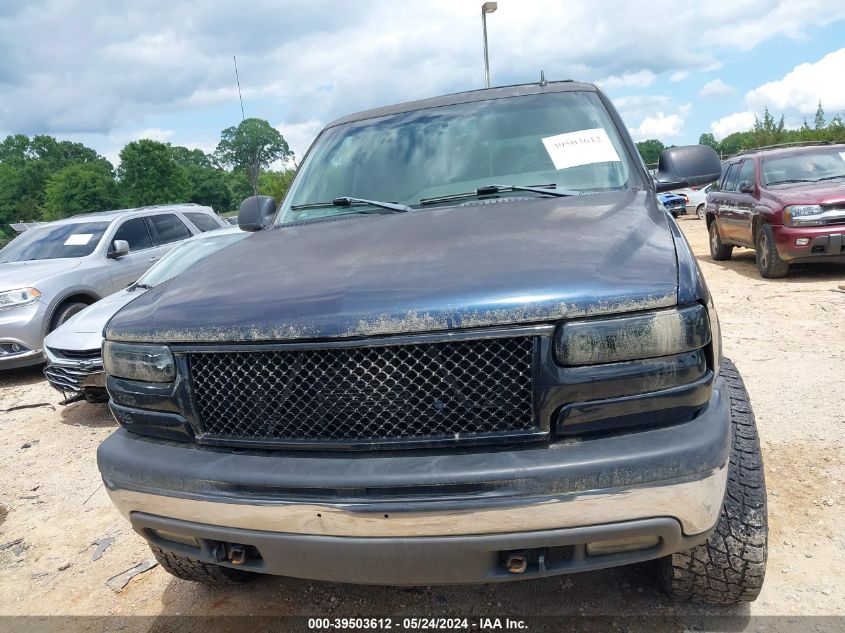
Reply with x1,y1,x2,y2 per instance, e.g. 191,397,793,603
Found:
103,342,175,382
555,304,710,366
784,204,823,226
0,287,41,309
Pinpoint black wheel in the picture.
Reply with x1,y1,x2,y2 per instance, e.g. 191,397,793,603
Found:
756,224,789,279
709,222,733,261
49,301,88,332
150,544,258,585
662,358,767,604
696,205,705,220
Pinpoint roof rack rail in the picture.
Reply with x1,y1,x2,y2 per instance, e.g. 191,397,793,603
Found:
726,140,844,160
66,202,202,219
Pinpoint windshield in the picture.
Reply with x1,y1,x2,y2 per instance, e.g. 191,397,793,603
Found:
762,147,845,185
279,91,637,223
135,230,249,288
0,222,110,263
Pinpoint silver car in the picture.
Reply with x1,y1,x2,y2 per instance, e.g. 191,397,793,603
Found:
43,226,249,402
0,204,225,370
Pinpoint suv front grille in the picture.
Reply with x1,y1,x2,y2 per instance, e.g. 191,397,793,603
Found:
187,336,538,448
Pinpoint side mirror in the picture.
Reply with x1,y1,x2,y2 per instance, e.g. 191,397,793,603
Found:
238,195,277,232
739,180,754,194
108,239,130,259
654,145,721,192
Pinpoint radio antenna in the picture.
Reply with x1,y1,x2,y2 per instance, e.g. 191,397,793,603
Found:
233,54,246,121
232,54,260,199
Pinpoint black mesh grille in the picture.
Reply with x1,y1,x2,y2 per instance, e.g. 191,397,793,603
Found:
187,336,537,447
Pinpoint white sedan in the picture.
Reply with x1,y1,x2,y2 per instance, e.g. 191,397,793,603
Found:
42,226,249,404
673,183,714,220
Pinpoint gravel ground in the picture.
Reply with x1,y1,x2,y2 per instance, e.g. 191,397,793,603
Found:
1,218,843,628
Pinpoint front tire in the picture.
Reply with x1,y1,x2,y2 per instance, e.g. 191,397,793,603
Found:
696,204,705,220
661,358,767,604
150,544,258,585
709,222,733,261
49,301,88,332
756,224,789,279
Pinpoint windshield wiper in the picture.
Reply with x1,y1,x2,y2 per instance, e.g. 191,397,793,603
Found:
291,197,412,213
419,184,579,206
765,178,816,185
813,174,845,182
133,283,155,290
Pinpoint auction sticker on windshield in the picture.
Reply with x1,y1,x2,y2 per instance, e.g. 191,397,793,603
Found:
64,233,93,246
542,128,621,170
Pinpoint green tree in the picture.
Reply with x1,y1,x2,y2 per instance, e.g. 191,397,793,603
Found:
44,163,120,220
698,133,720,152
118,139,189,207
814,101,826,130
635,139,666,166
183,164,232,212
259,170,296,204
170,145,215,169
215,118,292,192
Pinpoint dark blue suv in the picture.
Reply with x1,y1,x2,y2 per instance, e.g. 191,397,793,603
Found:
97,81,767,603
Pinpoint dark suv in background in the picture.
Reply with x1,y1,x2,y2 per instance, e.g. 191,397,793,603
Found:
705,142,845,278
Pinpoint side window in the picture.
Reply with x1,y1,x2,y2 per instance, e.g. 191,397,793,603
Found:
185,212,222,233
112,217,153,252
737,159,755,189
148,213,192,245
722,163,740,191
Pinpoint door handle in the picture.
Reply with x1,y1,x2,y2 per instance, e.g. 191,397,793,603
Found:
149,256,158,262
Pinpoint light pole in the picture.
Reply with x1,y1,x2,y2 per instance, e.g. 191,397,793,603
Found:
481,2,497,88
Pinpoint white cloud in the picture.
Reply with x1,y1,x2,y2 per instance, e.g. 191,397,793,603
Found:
700,79,735,98
135,127,174,142
710,111,756,140
745,48,845,114
0,0,844,159
598,70,656,90
633,112,685,140
274,119,323,164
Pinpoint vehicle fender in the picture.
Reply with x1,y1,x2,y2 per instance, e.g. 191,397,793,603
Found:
751,205,775,243
667,218,708,306
41,283,104,336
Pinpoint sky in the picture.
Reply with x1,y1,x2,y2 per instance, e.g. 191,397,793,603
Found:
2,0,845,166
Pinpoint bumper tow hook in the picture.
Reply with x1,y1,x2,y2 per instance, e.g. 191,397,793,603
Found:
227,544,247,565
504,551,528,574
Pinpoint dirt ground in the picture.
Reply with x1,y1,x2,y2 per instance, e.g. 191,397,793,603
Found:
1,218,844,628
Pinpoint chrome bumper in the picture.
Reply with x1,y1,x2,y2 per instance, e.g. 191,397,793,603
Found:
106,465,726,538
43,348,105,393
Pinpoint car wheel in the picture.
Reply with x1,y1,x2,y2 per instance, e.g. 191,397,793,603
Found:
709,222,733,261
696,205,705,220
49,301,89,332
661,358,767,604
756,224,789,279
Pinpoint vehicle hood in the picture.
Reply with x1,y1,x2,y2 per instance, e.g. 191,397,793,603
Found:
0,258,82,291
106,191,680,343
765,181,845,205
45,289,142,352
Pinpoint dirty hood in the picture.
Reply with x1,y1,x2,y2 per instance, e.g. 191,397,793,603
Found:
0,258,81,291
106,191,680,343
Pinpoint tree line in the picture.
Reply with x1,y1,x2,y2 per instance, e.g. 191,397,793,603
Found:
0,117,295,245
636,102,845,167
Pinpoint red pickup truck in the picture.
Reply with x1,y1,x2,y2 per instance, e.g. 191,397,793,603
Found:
705,142,845,278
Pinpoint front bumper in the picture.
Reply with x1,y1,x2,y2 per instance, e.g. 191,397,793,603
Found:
772,224,845,262
43,347,105,395
0,301,47,369
98,376,731,585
